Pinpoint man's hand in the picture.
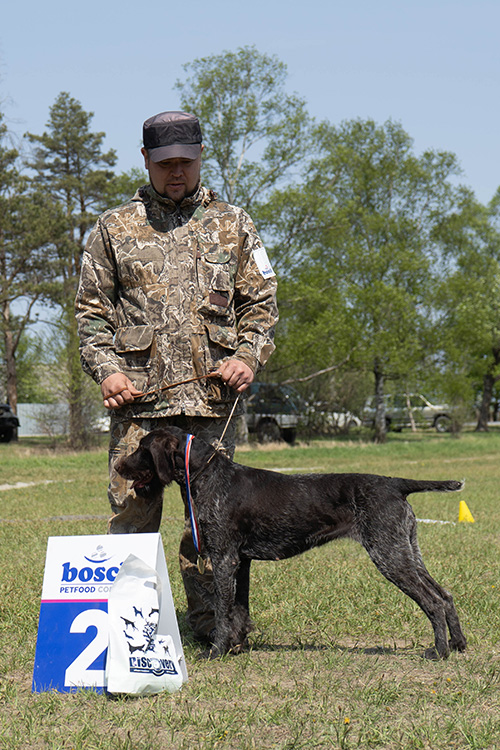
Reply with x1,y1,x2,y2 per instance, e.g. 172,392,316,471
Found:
216,359,254,393
101,373,143,410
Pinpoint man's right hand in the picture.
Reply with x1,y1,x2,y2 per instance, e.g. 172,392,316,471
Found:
101,373,143,410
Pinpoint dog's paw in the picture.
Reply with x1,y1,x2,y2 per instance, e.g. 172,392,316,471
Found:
195,648,216,661
195,643,226,661
228,638,250,655
449,635,467,652
423,647,440,660
191,628,216,647
423,645,450,660
208,645,226,660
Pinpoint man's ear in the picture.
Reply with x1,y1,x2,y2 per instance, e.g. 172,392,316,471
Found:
148,433,179,485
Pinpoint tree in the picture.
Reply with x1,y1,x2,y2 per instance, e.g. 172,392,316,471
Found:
434,188,500,431
26,92,116,447
0,112,63,423
264,119,462,441
175,46,313,212
104,166,147,207
1,329,53,404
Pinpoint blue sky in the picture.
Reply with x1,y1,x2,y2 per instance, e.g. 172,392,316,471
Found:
1,0,498,203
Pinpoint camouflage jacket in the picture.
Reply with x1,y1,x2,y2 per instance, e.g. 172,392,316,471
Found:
75,183,278,419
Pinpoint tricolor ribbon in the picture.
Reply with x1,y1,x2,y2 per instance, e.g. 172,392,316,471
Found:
184,433,201,554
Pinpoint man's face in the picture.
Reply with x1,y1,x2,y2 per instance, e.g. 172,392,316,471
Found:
142,147,203,202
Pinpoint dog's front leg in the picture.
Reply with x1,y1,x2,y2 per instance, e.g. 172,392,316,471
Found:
207,552,241,658
234,558,253,646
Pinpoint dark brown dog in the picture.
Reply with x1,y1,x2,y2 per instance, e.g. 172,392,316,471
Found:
116,426,467,660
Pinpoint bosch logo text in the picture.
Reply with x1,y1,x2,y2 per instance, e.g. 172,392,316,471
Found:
59,561,122,594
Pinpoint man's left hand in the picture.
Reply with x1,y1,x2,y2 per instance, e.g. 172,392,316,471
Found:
217,359,254,392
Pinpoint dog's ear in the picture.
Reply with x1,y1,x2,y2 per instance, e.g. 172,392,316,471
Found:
148,432,179,485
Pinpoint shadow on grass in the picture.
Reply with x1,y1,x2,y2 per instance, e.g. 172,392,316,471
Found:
246,641,399,656
182,630,434,661
176,606,436,661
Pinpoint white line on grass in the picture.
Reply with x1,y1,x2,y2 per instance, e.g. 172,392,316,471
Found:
267,467,323,472
0,479,75,491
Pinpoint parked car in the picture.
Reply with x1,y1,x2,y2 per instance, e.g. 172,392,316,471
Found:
305,402,361,434
325,410,361,431
0,403,20,442
245,383,305,443
92,414,111,433
362,394,452,433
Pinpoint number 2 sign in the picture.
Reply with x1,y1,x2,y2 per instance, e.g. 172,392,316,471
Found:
32,534,186,693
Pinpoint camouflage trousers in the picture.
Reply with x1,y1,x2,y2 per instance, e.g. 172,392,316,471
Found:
107,413,236,640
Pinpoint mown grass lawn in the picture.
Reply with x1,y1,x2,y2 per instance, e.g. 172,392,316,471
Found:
0,429,499,749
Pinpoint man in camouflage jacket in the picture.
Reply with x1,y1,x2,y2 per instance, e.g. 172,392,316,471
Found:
75,111,278,641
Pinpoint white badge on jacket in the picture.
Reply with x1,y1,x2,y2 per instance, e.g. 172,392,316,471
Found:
253,246,276,279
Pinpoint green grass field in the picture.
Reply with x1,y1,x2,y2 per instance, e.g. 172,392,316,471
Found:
0,430,499,749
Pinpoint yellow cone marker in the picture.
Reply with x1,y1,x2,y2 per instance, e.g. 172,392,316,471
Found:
458,501,475,523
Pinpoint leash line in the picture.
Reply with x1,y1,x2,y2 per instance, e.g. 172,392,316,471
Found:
106,371,220,401
190,393,241,485
184,433,201,555
214,393,241,451
184,393,241,573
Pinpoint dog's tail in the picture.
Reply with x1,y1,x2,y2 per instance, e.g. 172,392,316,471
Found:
395,478,465,496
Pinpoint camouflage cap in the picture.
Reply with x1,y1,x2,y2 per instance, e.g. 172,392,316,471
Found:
143,111,203,162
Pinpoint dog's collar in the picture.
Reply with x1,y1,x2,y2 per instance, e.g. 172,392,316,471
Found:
184,434,201,554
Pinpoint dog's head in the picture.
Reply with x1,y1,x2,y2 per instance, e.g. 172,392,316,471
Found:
115,427,187,495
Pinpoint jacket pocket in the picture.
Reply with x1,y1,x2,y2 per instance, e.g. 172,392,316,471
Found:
114,324,155,357
202,248,232,264
204,323,238,353
114,325,157,396
203,323,238,406
197,246,235,317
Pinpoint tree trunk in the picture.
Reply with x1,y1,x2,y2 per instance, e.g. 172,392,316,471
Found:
65,303,89,449
373,360,387,444
405,392,417,432
1,300,19,439
475,350,500,431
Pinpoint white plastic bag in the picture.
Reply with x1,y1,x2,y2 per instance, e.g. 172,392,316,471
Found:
105,554,184,695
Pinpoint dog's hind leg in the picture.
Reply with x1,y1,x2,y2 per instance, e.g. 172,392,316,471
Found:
362,532,452,659
408,529,466,653
415,565,466,653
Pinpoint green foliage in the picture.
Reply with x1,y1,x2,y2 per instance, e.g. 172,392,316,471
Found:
0,113,66,409
0,187,65,301
1,332,49,403
26,91,116,209
264,119,463,439
175,46,313,211
26,91,117,291
433,188,500,428
104,167,147,208
25,92,118,447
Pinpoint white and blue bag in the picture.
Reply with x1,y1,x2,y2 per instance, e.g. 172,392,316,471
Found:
105,554,185,696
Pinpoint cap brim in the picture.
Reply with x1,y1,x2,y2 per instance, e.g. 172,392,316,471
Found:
148,143,202,162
